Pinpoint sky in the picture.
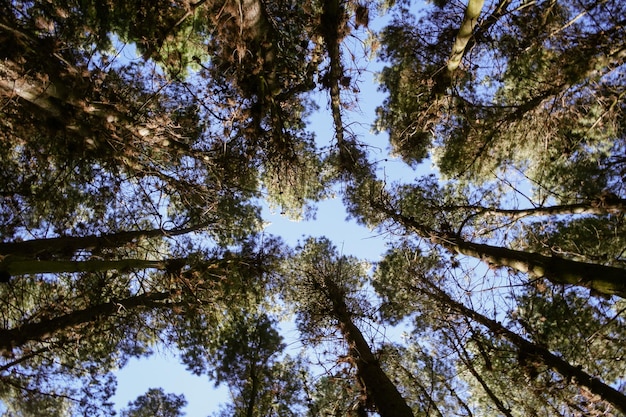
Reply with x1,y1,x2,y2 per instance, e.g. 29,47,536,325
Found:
111,9,428,416
111,85,421,417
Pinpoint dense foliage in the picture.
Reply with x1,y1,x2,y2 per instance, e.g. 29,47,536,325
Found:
0,0,624,415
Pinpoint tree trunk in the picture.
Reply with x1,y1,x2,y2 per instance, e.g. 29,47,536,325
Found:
451,239,626,297
0,223,207,258
423,284,626,414
0,291,172,355
321,0,347,147
447,0,485,72
324,278,414,417
444,198,626,220
0,257,184,278
383,208,626,298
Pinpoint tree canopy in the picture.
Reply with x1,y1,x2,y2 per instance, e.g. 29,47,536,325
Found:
0,0,624,415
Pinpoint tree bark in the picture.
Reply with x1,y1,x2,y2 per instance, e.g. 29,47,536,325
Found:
324,277,414,417
445,198,626,220
0,291,172,355
0,223,208,258
0,257,184,277
383,208,626,298
450,239,626,297
447,0,485,72
423,284,626,414
321,0,346,147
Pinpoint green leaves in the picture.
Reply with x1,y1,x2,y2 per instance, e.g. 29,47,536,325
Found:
1,0,625,415
121,388,187,417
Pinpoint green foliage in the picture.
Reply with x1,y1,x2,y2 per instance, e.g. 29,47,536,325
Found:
511,289,626,383
517,215,626,267
376,0,626,204
1,0,625,415
373,241,443,324
280,237,371,340
121,388,187,417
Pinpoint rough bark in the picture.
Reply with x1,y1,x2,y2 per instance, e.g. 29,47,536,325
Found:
320,0,347,147
0,291,172,354
448,239,626,297
447,198,626,220
382,208,626,298
0,223,208,258
423,284,626,414
0,257,183,278
324,277,414,417
447,0,485,72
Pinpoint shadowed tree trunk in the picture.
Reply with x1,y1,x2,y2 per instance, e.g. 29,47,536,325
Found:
0,257,186,278
0,291,173,355
419,282,626,414
323,276,414,417
0,223,208,258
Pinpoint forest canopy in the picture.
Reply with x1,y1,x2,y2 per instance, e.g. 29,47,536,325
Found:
0,0,624,415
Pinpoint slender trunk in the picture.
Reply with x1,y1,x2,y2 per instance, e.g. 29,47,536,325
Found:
245,362,259,417
320,0,353,164
324,278,414,417
447,0,485,72
321,0,346,147
465,0,512,52
0,291,172,354
0,257,184,277
0,60,134,131
0,223,207,258
446,198,626,220
383,208,626,298
448,327,514,417
423,284,626,414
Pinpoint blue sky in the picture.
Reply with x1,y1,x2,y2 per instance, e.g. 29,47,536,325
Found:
111,10,430,415
113,89,416,417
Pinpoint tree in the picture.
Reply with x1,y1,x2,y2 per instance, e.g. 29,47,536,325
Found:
121,388,187,417
347,174,626,298
1,0,625,415
373,243,626,415
376,0,625,200
207,312,309,417
0,237,280,416
283,238,414,417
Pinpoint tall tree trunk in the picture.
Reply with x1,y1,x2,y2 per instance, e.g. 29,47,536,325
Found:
324,277,414,417
320,0,347,147
0,291,172,355
449,238,626,297
0,223,208,258
382,208,626,298
447,0,485,72
421,283,626,414
0,257,185,278
443,197,626,220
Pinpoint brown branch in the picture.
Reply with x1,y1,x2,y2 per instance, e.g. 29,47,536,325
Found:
379,205,626,298
420,283,626,414
0,291,172,354
0,223,210,258
323,276,414,417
